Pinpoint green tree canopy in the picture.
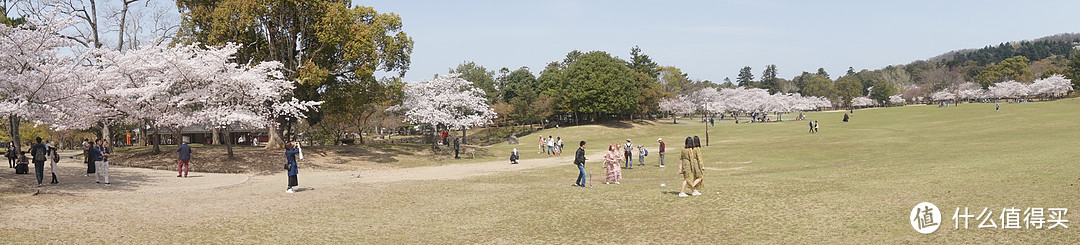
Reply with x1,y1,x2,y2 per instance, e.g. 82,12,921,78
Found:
737,66,754,88
539,51,638,117
449,61,497,104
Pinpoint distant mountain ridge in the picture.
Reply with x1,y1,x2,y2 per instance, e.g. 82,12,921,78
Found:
927,33,1080,65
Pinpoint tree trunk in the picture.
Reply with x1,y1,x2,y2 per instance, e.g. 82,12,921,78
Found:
461,128,466,145
172,127,182,145
211,128,221,145
151,124,160,153
8,115,21,154
101,122,112,148
264,118,285,150
430,125,437,152
223,127,234,158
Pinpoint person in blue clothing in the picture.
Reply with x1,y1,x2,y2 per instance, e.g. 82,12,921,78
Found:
90,139,111,186
285,142,301,193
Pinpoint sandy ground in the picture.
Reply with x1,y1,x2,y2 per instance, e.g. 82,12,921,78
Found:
0,149,604,242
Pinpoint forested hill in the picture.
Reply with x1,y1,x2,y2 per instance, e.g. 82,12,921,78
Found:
928,33,1080,67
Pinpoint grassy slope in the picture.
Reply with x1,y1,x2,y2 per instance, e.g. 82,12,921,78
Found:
4,99,1078,243
181,99,1080,243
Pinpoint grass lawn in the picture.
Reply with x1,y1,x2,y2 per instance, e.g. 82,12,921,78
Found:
2,98,1078,243
188,99,1080,243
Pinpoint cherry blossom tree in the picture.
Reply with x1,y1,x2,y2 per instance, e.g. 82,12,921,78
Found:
931,91,955,102
666,87,831,123
851,97,876,108
389,74,496,149
658,95,695,123
1029,74,1073,98
988,80,1029,101
889,95,905,105
953,82,986,102
84,42,319,156
0,13,88,153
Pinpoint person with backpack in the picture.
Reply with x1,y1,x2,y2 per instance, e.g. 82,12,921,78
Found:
29,137,49,186
623,139,633,169
637,145,647,166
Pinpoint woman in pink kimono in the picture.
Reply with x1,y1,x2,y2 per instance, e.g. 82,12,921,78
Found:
604,144,623,184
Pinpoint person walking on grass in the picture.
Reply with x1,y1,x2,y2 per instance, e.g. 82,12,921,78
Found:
556,137,563,155
678,137,695,197
48,141,59,185
996,102,1000,111
177,141,192,178
285,142,301,193
623,139,633,169
547,136,555,156
30,137,48,186
637,145,647,166
657,138,666,168
538,135,544,154
690,136,704,195
814,121,819,133
604,144,622,185
92,140,111,186
809,121,815,134
573,141,587,188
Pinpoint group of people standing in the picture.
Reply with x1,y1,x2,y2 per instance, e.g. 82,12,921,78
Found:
538,135,563,156
599,138,663,185
3,138,110,187
582,136,703,197
80,138,112,186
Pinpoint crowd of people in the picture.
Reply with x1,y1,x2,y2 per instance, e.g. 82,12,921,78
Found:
566,135,703,197
4,138,113,187
537,135,564,156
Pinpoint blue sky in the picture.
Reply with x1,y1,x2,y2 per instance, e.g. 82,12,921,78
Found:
364,0,1078,83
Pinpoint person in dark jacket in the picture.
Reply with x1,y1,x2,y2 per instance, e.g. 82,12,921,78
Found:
29,137,48,186
92,140,111,186
574,141,587,188
285,142,301,193
6,141,16,168
82,139,94,176
177,141,192,177
453,137,460,159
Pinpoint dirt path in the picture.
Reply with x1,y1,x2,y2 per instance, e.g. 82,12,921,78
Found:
1,150,604,196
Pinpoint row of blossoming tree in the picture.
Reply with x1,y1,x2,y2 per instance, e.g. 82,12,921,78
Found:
847,75,1073,108
927,75,1074,103
658,87,832,123
1,14,319,157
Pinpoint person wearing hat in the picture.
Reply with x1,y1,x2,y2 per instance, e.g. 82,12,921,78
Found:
623,139,633,169
637,145,647,166
657,138,666,168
